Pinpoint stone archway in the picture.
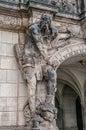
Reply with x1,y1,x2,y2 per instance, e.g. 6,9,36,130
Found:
49,41,86,69
55,45,86,130
62,85,83,130
55,81,83,130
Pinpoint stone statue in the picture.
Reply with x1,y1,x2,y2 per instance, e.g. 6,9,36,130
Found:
14,13,58,130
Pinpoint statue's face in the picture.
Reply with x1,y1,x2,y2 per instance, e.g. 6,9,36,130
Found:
41,20,51,29
40,14,52,31
40,14,52,36
40,20,51,37
40,19,51,30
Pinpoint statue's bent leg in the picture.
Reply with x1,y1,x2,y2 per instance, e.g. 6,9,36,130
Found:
23,67,37,113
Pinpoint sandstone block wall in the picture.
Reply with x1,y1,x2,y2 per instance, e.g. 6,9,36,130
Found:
0,30,27,126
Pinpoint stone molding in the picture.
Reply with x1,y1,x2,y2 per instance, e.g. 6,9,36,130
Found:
0,1,85,31
0,14,29,31
0,15,21,29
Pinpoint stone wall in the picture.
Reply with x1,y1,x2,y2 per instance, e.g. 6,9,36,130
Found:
0,30,27,126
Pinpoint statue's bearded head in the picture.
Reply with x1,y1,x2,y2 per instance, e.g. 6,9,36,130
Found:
40,14,52,33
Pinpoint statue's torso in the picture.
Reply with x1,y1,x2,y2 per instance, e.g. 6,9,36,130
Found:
23,23,57,66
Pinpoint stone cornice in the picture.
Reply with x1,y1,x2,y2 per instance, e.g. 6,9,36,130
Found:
0,0,85,20
0,1,30,31
28,1,86,26
0,0,28,11
29,0,58,13
29,0,86,22
0,0,85,31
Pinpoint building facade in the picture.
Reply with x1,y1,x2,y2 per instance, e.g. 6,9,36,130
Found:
0,0,86,130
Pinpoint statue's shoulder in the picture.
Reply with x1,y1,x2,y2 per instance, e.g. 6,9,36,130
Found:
28,23,40,34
